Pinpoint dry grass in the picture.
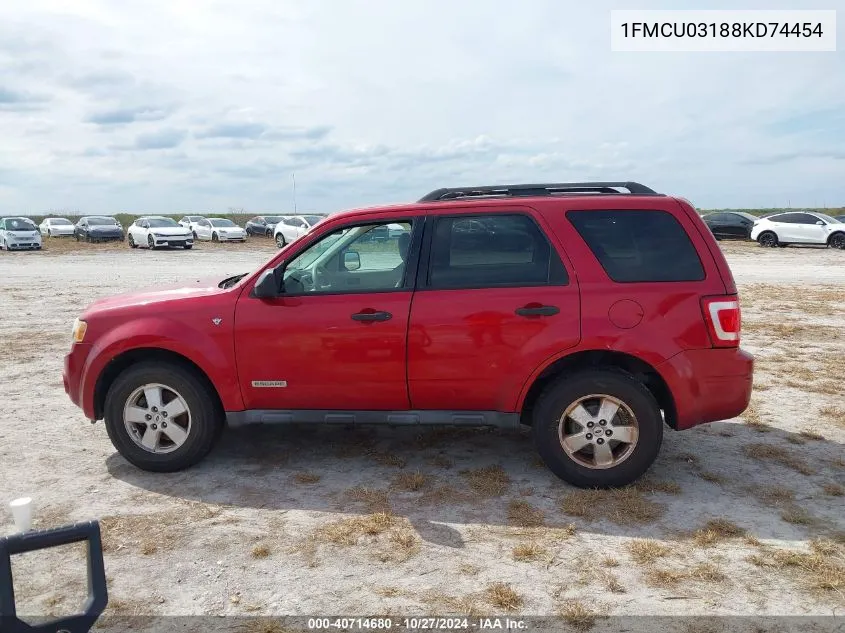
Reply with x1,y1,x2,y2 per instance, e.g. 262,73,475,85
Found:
822,483,844,497
345,486,391,512
780,504,817,526
484,583,523,611
597,570,626,593
370,451,407,469
512,542,548,562
627,539,671,564
741,402,771,433
697,471,725,484
462,465,510,496
798,429,825,441
558,600,598,630
391,471,430,492
236,618,292,633
692,519,746,546
689,562,728,583
373,586,401,598
418,485,472,506
747,544,845,594
754,485,795,504
560,488,663,525
633,479,682,495
743,443,814,475
315,512,396,546
507,500,545,528
251,544,271,559
601,557,619,568
427,455,453,469
293,472,321,484
819,404,845,429
645,568,686,589
99,504,224,554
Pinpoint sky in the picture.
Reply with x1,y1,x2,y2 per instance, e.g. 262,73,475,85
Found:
0,0,843,215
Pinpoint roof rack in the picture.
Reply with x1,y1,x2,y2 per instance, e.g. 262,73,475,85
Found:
418,181,658,202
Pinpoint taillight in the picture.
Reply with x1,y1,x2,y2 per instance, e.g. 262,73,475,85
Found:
701,296,740,348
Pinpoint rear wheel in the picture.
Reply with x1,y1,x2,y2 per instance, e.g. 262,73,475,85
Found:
265,228,273,237
531,370,663,488
757,231,778,247
829,232,845,250
103,362,224,472
275,233,286,248
192,231,198,240
128,234,137,248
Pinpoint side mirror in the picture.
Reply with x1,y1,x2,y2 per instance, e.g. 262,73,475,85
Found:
343,250,361,271
816,220,824,226
252,269,280,298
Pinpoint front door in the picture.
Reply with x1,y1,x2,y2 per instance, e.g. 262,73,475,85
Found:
408,210,580,412
234,218,419,410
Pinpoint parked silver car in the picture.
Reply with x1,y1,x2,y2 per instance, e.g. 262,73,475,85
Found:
0,217,42,250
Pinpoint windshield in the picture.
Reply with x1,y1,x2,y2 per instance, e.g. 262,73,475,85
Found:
209,219,236,227
51,218,72,225
303,215,324,226
88,217,118,226
188,216,204,221
264,216,284,223
147,218,178,228
816,213,841,224
5,218,36,230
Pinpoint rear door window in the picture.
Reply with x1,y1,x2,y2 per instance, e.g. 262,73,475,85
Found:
567,209,705,283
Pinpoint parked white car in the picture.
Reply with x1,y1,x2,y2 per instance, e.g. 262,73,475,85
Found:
0,216,42,250
127,216,194,250
39,217,76,237
178,215,207,236
750,212,845,249
193,218,247,242
274,214,326,248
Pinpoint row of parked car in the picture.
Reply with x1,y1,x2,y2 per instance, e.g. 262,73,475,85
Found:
0,213,328,251
702,210,845,248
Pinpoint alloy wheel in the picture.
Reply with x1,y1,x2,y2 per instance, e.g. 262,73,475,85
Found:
123,383,192,454
558,394,639,470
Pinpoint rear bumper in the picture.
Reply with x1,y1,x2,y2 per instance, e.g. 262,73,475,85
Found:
658,347,753,430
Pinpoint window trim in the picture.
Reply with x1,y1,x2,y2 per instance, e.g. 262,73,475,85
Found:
567,208,707,284
265,217,423,298
418,211,569,292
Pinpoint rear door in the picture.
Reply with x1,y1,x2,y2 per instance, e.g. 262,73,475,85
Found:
407,208,580,412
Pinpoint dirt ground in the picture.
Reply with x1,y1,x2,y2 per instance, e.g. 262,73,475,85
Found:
1,237,843,630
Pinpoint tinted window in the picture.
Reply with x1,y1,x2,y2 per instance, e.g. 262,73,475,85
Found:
706,213,728,222
567,210,705,283
428,214,567,289
770,213,801,224
793,213,821,225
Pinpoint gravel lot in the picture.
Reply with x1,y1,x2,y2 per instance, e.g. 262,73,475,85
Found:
1,239,843,630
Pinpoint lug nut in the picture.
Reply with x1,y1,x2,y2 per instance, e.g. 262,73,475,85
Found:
596,438,605,445
151,424,157,430
161,411,168,418
145,414,152,421
587,421,595,428
599,419,607,426
162,422,167,428
586,433,593,440
605,429,612,436
151,406,158,413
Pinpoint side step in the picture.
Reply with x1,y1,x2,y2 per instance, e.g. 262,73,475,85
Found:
225,409,521,429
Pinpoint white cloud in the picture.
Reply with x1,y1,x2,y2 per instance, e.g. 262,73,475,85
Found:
0,0,843,214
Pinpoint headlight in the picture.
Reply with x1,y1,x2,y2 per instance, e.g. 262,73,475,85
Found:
153,232,163,237
71,318,88,343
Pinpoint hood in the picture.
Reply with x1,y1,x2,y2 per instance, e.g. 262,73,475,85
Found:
215,226,245,232
89,225,122,232
85,276,234,315
8,230,39,236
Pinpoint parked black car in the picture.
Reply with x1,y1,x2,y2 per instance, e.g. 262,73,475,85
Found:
75,216,125,242
701,211,758,240
245,215,286,237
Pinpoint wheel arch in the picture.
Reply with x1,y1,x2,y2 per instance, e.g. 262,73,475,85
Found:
518,349,677,429
93,347,224,421
827,230,845,246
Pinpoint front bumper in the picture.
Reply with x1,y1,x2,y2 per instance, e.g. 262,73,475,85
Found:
657,347,754,430
217,234,247,241
6,241,41,250
154,237,194,248
64,343,93,414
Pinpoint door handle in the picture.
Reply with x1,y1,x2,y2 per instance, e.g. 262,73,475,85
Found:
515,305,559,317
351,311,393,322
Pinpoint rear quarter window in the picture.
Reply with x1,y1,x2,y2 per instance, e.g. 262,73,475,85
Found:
567,209,705,283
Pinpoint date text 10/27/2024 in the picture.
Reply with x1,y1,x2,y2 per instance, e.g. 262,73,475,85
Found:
307,618,528,630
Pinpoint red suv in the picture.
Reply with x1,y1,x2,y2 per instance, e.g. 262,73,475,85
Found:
63,182,753,488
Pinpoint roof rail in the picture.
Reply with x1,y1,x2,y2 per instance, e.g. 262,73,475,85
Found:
418,181,658,202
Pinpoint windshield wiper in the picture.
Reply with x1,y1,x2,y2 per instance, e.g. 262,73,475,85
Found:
219,273,248,289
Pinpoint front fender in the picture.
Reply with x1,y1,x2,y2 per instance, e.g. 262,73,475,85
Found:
79,316,243,419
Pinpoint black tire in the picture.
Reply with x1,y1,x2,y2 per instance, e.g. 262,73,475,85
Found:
192,231,198,240
128,234,137,249
103,362,224,472
74,233,80,242
147,235,156,250
275,233,286,248
49,230,54,238
212,232,219,242
828,232,845,250
531,369,663,489
183,244,192,250
757,231,778,247
266,228,273,237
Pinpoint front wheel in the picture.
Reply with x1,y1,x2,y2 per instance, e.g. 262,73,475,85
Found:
275,233,286,248
103,362,224,472
212,232,219,242
829,232,845,250
532,370,663,489
147,235,156,250
757,231,778,248
183,244,193,250
128,234,137,249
